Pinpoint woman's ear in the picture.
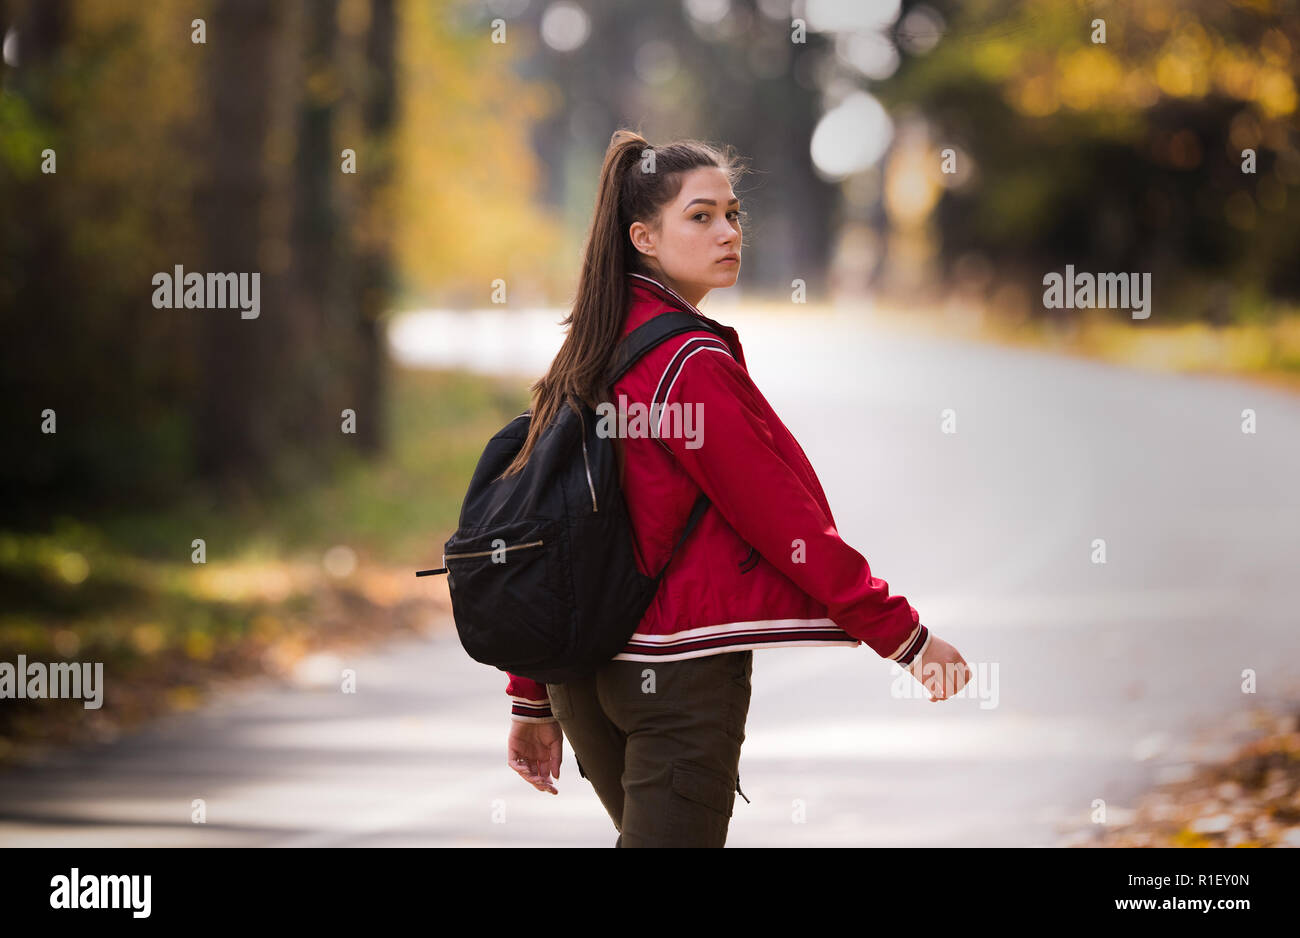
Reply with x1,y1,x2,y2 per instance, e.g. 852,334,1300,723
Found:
628,221,656,258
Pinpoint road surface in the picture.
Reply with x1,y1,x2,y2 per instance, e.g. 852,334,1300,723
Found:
3,303,1298,846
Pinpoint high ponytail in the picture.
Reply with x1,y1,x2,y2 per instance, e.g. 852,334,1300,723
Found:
499,128,745,478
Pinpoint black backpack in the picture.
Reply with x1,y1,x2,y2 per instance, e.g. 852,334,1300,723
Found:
416,310,730,685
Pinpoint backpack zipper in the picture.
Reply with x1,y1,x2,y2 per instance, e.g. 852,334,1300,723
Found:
443,539,544,561
580,433,598,512
574,402,598,512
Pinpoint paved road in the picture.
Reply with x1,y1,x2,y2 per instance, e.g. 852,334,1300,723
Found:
3,305,1298,846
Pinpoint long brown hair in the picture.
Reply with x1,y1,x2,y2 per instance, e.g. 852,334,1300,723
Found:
499,128,747,478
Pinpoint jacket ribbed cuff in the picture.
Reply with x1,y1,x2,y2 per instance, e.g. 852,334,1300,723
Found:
892,623,930,669
509,696,555,723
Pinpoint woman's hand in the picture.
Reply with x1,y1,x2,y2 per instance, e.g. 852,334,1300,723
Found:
908,634,972,702
507,719,564,794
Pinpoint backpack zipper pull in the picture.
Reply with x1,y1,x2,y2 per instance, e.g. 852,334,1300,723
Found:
736,775,750,805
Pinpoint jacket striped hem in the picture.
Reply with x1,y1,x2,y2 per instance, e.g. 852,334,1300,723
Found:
611,618,929,666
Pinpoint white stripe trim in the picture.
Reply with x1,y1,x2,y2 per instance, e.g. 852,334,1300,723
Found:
620,617,846,644
650,335,729,409
508,695,549,705
655,344,732,437
614,638,859,663
885,622,923,661
612,616,925,661
904,629,933,669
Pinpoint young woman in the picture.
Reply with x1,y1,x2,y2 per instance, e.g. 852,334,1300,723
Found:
501,129,971,847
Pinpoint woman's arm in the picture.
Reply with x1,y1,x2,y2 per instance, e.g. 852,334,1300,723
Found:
653,339,928,667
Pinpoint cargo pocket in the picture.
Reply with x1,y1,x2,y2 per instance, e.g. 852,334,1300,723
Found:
664,760,736,847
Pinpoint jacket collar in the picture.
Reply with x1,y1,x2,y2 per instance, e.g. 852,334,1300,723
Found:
626,271,744,368
627,272,735,337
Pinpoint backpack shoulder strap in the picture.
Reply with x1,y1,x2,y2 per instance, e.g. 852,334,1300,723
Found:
605,310,729,386
654,493,709,581
602,309,728,580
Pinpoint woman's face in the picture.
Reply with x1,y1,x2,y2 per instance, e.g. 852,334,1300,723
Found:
629,166,742,307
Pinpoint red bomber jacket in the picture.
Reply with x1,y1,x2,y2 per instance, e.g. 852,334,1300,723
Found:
507,271,929,722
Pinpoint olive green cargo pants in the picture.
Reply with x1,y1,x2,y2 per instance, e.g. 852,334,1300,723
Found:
546,649,752,847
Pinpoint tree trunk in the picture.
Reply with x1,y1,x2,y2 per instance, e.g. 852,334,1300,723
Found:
350,0,396,455
283,0,341,463
0,0,71,521
193,0,283,493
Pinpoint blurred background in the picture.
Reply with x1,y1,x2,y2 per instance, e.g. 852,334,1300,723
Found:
1,0,1299,847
